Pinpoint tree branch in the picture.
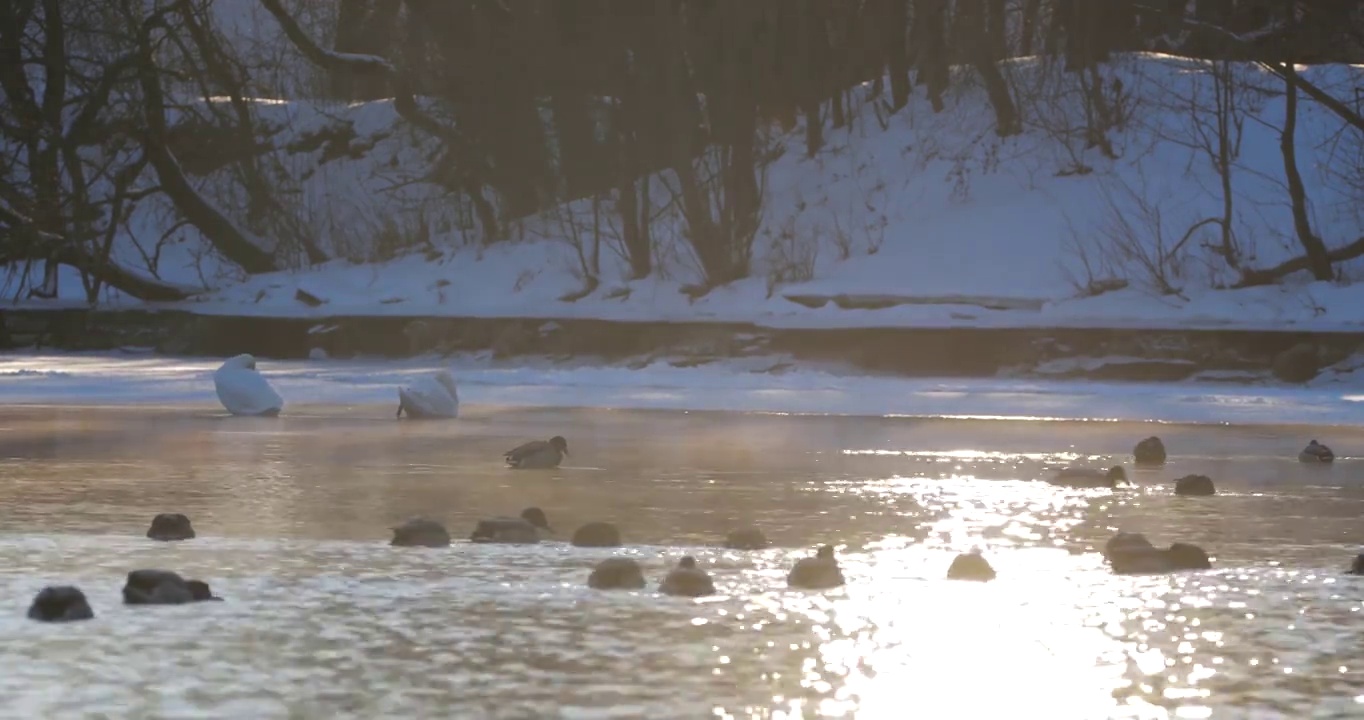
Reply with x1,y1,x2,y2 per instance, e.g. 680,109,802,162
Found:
1235,237,1364,288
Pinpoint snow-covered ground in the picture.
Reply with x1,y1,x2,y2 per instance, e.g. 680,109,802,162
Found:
7,54,1364,333
4,352,1364,427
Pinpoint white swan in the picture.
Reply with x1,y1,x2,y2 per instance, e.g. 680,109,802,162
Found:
397,369,460,419
213,353,284,417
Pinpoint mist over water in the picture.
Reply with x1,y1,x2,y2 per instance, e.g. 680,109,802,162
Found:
1,405,1363,718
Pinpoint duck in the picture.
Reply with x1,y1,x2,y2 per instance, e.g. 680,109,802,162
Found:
213,353,284,417
787,545,846,589
946,551,996,581
1103,533,1212,575
469,507,553,544
658,556,716,597
122,569,219,605
1299,440,1334,463
1347,553,1364,576
397,369,460,419
504,436,569,469
1049,465,1126,489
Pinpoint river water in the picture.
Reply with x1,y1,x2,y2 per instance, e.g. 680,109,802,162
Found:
1,404,1363,718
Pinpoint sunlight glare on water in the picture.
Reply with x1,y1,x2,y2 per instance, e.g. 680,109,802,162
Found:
1,406,1364,717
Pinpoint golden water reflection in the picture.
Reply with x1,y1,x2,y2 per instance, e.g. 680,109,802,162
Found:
1,406,1363,717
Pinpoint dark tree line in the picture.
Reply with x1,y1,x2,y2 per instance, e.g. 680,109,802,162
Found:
1,0,1362,300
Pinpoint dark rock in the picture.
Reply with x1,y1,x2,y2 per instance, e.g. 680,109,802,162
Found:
723,527,769,550
571,522,622,548
294,288,326,307
1133,436,1167,465
123,569,218,605
588,558,646,590
1272,342,1320,383
1348,553,1364,576
1174,474,1216,496
946,552,996,581
390,518,451,547
27,586,95,622
146,513,196,541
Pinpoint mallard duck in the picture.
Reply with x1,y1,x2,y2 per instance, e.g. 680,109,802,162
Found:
1103,533,1211,575
504,436,569,469
397,369,460,419
1299,440,1334,463
1049,465,1126,489
213,353,283,417
946,551,996,581
659,556,715,597
787,545,846,589
469,507,552,544
571,521,621,548
1173,474,1215,496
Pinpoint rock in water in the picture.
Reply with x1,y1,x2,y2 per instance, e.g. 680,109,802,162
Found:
723,527,769,550
1174,474,1215,496
1133,436,1166,465
588,558,646,589
146,513,196,541
27,586,94,622
390,518,451,547
571,522,622,548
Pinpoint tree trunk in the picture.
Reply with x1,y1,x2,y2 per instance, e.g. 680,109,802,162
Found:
915,0,949,112
884,0,911,112
961,0,1020,136
1020,0,1041,55
1278,61,1333,280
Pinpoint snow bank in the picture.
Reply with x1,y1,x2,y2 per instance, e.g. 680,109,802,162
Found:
3,352,1364,428
8,54,1364,334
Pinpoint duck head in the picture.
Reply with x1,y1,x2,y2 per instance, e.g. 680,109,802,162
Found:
521,506,552,531
678,556,698,569
1106,466,1127,486
549,436,569,455
815,545,836,561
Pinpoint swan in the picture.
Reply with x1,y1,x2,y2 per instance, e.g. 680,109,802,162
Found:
213,354,283,417
397,369,460,419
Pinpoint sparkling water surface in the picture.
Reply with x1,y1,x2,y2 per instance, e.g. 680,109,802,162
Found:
1,405,1363,719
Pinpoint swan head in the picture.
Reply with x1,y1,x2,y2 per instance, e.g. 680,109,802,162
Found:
225,353,258,371
815,544,837,561
549,436,569,455
434,370,459,397
520,506,551,530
